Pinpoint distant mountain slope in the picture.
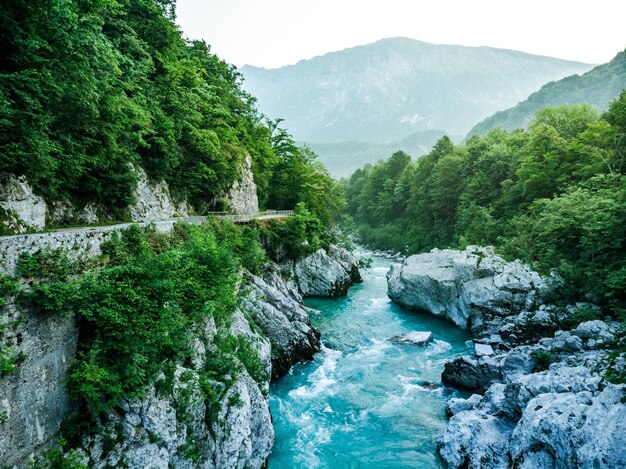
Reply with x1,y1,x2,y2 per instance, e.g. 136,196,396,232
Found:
307,130,446,178
240,38,593,143
468,49,626,137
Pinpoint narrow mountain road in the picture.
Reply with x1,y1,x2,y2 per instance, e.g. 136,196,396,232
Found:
0,210,293,241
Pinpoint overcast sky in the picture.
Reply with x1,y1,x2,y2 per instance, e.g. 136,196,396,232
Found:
175,0,626,69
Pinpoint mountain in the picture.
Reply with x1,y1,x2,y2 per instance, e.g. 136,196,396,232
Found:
468,49,626,137
306,130,446,179
240,38,593,144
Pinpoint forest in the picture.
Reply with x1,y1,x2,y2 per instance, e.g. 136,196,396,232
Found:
344,97,626,317
0,0,344,223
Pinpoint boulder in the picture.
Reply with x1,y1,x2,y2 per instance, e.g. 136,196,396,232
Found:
573,319,616,343
437,409,514,469
546,330,583,352
441,355,502,392
387,246,544,330
475,343,494,356
0,175,46,232
445,393,482,416
391,331,433,345
327,244,362,283
293,248,352,297
510,385,626,468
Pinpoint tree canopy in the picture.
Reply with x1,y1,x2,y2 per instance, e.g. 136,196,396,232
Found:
344,95,626,316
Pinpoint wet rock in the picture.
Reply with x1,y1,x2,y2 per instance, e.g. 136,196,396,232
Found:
391,331,433,345
442,355,502,392
387,246,545,330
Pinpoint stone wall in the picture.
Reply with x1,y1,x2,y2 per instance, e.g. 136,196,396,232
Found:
0,220,187,276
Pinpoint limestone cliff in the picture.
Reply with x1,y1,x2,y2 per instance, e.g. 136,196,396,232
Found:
0,156,260,233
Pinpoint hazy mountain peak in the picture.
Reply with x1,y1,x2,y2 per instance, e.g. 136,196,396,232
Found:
240,38,593,144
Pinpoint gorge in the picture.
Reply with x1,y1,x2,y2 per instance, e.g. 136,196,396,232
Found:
1,0,625,467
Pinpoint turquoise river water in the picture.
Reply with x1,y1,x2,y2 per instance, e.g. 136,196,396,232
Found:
268,254,471,468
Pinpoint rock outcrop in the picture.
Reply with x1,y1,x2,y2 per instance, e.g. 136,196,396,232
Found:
128,167,188,222
0,257,330,468
0,302,78,467
437,321,625,468
385,246,624,468
241,265,321,378
387,246,545,330
78,312,274,469
226,156,258,215
0,175,46,233
291,245,362,297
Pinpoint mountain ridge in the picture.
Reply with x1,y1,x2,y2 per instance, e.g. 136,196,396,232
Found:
467,48,626,137
240,37,594,175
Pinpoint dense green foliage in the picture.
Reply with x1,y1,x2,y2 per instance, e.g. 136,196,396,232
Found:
13,213,336,422
469,49,626,137
345,96,626,316
0,0,343,221
16,223,267,421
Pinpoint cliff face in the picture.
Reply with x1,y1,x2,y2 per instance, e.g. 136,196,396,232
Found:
0,223,361,467
0,158,259,234
0,303,78,467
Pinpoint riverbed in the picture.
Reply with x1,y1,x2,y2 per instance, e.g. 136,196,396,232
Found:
268,254,471,468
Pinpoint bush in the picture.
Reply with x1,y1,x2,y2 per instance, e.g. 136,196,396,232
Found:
531,350,555,372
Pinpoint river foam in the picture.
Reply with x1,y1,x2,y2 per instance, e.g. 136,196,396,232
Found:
269,254,471,468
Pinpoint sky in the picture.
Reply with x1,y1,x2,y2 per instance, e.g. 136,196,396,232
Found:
175,0,626,69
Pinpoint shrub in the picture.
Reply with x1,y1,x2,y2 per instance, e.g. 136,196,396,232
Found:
531,350,555,372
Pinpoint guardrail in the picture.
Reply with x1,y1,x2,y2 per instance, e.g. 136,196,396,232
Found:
207,210,294,223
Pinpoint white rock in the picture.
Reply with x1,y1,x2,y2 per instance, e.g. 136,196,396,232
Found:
391,331,433,345
573,320,615,341
293,248,352,297
0,175,46,232
227,155,258,215
475,343,494,356
510,385,626,468
446,393,482,416
438,410,513,469
128,166,187,222
241,265,320,378
387,246,545,330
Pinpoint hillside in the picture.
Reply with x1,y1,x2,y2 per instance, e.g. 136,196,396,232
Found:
469,49,626,137
240,37,593,144
307,130,445,178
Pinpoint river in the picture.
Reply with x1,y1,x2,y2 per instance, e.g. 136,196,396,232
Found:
268,254,471,468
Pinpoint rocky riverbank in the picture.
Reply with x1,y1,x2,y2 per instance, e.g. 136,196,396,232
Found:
0,242,361,468
387,245,625,468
